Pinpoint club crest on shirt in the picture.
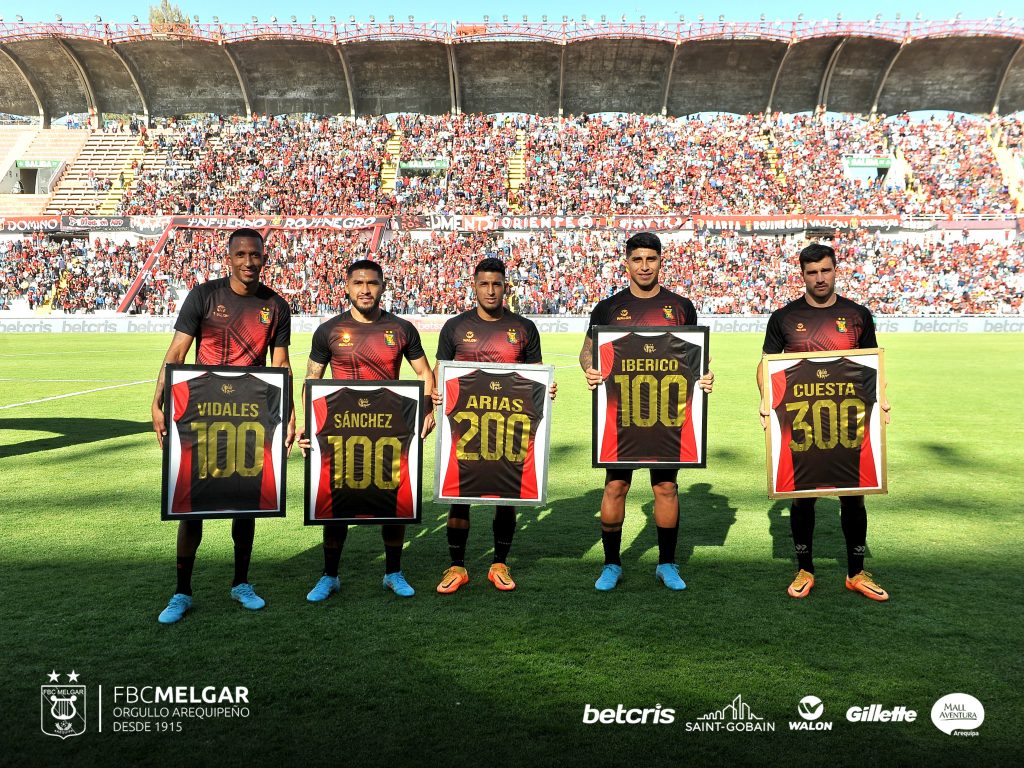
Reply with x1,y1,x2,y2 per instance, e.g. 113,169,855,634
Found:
338,331,354,347
795,322,807,332
358,398,371,408
384,329,396,347
214,304,229,319
489,381,502,392
463,330,478,343
662,305,675,321
221,383,235,395
816,369,829,380
835,317,847,333
616,308,632,321
259,307,271,325
507,328,518,344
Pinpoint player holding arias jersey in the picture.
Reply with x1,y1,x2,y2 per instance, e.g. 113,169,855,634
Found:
298,259,435,601
757,242,892,602
432,258,556,594
579,232,714,593
151,228,295,624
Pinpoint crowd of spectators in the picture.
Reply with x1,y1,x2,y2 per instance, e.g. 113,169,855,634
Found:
119,114,394,216
2,228,1020,316
109,111,1022,217
0,236,147,313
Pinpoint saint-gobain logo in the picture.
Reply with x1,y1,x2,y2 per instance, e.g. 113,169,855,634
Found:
931,693,984,736
41,672,86,739
798,696,824,721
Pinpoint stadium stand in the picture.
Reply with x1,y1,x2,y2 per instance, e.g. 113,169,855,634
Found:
0,22,1022,317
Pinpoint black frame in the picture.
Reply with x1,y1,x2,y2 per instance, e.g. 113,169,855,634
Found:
304,379,424,526
161,364,290,520
591,325,710,469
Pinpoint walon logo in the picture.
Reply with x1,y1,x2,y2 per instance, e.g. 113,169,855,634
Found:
41,671,86,739
790,695,833,731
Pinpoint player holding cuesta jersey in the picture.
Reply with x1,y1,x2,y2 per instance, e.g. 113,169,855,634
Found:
579,232,714,592
298,259,435,600
151,228,295,624
757,242,892,602
432,257,556,594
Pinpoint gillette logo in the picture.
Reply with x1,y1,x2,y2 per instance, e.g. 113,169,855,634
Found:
846,704,917,723
582,704,675,725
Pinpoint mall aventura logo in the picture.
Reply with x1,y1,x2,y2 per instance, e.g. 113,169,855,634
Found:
686,695,775,733
41,671,86,739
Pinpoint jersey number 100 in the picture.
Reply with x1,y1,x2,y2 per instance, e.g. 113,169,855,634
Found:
189,421,265,479
612,374,688,427
327,435,402,490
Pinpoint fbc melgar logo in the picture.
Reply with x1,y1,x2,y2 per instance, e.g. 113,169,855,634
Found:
931,693,984,736
41,671,86,739
582,704,675,725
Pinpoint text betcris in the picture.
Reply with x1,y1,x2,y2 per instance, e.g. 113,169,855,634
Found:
582,704,675,725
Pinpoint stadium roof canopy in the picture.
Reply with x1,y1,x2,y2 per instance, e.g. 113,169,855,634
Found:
1,20,1023,124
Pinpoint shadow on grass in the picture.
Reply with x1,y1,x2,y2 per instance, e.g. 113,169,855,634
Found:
0,417,151,459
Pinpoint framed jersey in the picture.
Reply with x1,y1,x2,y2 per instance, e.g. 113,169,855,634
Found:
435,361,554,506
592,326,709,469
305,380,424,525
161,365,290,520
761,348,887,499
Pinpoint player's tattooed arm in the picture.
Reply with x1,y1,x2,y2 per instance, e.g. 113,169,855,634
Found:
579,335,603,390
151,331,194,449
295,358,326,457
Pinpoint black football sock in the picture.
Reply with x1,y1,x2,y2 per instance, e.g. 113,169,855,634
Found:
447,526,469,567
601,527,622,566
656,524,679,565
323,525,348,577
492,506,517,564
323,547,342,578
790,498,816,573
384,544,403,575
175,556,195,596
231,519,255,587
840,497,868,577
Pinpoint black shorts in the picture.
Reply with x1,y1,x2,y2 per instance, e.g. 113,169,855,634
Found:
605,468,678,486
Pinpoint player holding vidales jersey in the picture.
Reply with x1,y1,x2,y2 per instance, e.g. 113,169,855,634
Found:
151,228,295,624
756,242,892,602
298,259,435,600
432,257,556,594
579,232,714,592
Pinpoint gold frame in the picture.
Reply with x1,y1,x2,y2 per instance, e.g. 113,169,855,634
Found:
761,347,887,499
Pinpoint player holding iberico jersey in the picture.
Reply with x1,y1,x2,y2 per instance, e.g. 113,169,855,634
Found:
757,242,892,602
151,228,295,624
579,232,714,592
432,257,556,594
298,260,435,600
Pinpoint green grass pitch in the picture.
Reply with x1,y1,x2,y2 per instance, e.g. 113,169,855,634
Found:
2,332,1022,767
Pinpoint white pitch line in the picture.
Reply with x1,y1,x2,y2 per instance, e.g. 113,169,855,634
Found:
0,380,154,410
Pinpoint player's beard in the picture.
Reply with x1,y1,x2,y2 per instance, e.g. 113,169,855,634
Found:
351,294,382,315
